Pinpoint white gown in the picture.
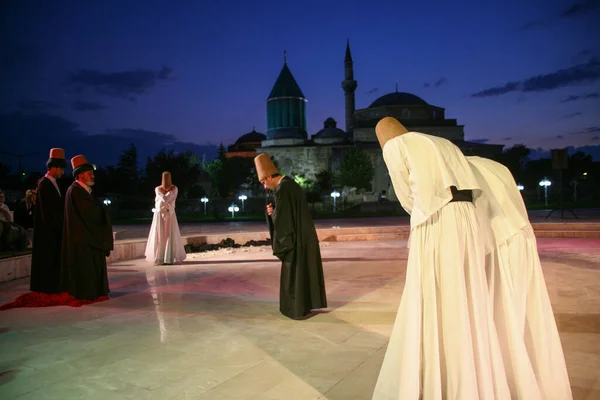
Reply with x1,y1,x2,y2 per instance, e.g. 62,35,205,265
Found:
373,133,510,400
144,186,187,265
468,156,572,400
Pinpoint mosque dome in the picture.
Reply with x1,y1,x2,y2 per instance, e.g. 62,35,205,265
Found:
235,129,266,145
313,118,349,144
369,91,428,108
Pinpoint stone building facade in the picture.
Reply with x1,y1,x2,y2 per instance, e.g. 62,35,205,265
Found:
227,42,503,199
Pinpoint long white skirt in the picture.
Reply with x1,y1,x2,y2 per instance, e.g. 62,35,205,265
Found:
492,227,572,400
145,210,187,265
373,202,510,400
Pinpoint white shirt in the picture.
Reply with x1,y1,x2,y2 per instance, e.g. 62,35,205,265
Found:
382,132,482,229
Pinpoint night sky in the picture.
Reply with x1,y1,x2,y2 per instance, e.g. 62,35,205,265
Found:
2,0,600,172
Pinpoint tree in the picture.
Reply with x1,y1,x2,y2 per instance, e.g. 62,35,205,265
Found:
112,143,139,194
145,149,202,198
314,170,334,195
499,144,530,183
338,148,374,190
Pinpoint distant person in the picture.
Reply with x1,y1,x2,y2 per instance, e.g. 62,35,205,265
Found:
254,153,327,320
0,190,12,222
30,148,66,294
14,189,36,229
145,171,187,265
468,155,572,399
61,155,113,300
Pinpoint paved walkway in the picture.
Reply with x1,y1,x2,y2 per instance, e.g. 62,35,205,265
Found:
1,238,599,399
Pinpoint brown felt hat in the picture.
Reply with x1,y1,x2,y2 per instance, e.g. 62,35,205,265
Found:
47,148,67,169
254,153,278,181
71,155,95,177
375,117,409,149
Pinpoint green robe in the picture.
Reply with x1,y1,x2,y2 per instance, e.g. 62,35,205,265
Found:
268,176,327,319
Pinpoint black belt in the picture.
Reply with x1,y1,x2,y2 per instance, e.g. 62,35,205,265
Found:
449,186,473,203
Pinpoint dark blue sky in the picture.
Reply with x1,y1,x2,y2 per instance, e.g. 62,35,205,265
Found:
2,0,600,171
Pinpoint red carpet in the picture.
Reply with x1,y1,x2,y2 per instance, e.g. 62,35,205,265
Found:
0,292,109,310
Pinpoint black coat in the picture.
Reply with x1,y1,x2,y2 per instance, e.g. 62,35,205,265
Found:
60,182,113,300
30,177,64,293
268,176,327,319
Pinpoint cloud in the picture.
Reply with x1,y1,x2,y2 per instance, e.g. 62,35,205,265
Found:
366,88,379,94
71,101,106,111
572,49,595,64
469,138,489,144
472,58,600,98
561,0,600,18
570,126,600,134
519,0,600,30
17,100,60,112
560,92,600,102
502,137,513,141
63,66,174,101
559,112,583,119
593,136,599,141
528,144,600,161
0,112,217,173
556,135,565,139
424,77,448,88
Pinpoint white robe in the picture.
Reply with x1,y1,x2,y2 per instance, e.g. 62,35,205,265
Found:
373,132,510,400
145,186,187,265
468,156,572,400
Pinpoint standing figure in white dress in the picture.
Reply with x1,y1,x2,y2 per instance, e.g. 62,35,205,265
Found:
372,117,510,400
145,171,187,265
468,156,572,400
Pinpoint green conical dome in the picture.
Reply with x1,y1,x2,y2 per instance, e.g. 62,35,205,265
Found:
268,63,305,100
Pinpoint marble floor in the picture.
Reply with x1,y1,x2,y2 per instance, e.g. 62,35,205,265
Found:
0,238,599,400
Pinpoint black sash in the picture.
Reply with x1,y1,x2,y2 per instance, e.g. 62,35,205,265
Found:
449,186,473,203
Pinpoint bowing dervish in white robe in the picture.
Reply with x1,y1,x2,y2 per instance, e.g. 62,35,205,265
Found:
372,117,510,400
468,156,572,400
145,185,187,265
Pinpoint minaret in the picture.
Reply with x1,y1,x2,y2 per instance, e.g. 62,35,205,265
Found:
341,39,357,136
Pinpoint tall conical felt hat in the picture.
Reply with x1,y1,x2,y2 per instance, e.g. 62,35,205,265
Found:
71,155,94,177
161,171,172,189
375,117,409,150
46,148,67,169
254,153,278,181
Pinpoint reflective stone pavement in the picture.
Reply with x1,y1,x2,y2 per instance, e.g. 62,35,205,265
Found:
0,238,599,399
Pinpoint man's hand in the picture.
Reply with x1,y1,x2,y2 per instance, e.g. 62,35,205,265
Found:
266,203,274,216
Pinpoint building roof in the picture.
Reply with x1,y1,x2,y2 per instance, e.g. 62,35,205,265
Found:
369,91,428,108
235,129,266,144
313,118,348,140
268,62,305,100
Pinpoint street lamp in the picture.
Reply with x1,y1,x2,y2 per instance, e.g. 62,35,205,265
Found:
228,203,239,218
103,198,112,206
570,180,579,202
330,190,340,212
238,194,247,212
539,178,551,207
517,184,524,191
201,196,209,215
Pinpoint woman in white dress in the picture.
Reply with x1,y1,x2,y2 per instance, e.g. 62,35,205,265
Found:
145,171,187,265
372,117,511,400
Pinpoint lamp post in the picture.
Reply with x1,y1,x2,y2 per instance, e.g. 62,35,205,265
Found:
330,190,340,212
238,194,247,212
201,196,209,215
228,204,239,219
539,178,551,207
570,180,578,202
103,198,112,206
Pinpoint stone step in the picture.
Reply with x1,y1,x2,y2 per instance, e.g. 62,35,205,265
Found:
531,222,600,231
322,233,408,242
534,230,600,238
